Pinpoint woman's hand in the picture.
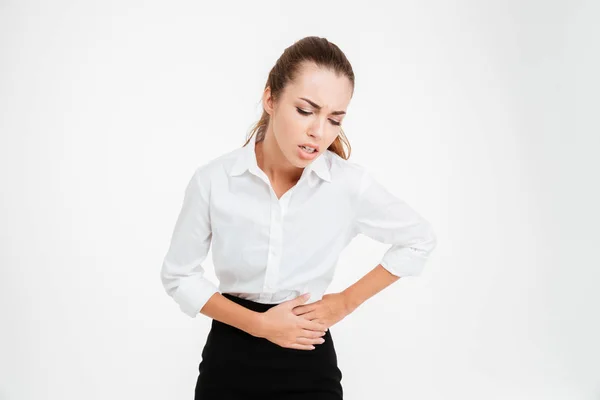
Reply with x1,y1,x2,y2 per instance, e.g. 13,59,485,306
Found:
255,293,328,350
292,292,353,330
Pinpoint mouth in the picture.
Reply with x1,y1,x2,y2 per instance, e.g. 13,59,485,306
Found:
298,145,319,154
298,144,319,160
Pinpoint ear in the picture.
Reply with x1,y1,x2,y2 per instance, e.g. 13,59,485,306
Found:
262,86,275,116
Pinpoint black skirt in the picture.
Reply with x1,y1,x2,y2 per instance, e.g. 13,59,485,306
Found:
195,293,344,399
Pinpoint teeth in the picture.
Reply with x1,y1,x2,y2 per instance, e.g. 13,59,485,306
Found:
300,145,316,153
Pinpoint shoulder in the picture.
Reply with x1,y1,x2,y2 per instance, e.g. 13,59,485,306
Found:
191,145,244,179
185,145,245,196
328,150,371,196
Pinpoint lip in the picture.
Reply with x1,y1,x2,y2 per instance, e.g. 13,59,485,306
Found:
298,143,320,152
297,145,319,160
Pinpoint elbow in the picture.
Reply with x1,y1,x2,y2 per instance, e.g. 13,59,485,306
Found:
383,222,437,278
411,220,437,257
160,259,179,298
423,223,437,254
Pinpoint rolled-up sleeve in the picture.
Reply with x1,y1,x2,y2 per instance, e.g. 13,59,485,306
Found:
353,169,437,277
160,166,220,318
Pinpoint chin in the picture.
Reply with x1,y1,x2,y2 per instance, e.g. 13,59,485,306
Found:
293,158,310,168
295,151,315,164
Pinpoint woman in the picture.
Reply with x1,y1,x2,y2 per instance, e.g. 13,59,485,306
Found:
160,36,437,399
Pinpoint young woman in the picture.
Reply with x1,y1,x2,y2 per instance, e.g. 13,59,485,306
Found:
160,36,437,399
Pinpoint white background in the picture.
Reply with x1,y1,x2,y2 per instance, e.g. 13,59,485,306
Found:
1,1,599,399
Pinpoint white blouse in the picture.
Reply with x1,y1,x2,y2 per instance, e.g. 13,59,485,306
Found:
160,133,437,318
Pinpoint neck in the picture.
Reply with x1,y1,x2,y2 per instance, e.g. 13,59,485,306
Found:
255,132,303,184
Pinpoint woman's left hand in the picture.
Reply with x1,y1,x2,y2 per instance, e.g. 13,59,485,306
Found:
292,292,353,330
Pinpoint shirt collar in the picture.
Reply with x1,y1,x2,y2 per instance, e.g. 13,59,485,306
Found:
229,133,332,184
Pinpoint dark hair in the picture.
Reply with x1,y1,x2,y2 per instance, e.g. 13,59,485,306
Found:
243,36,355,160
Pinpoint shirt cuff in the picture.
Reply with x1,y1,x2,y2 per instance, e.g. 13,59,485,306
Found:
379,230,437,277
172,276,221,318
380,247,429,277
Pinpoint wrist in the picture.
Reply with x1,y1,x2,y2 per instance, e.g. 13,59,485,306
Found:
247,311,265,338
341,290,359,314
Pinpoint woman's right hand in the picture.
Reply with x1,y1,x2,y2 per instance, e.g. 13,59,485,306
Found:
254,293,328,350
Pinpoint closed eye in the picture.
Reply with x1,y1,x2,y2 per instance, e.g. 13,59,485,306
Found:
296,108,341,126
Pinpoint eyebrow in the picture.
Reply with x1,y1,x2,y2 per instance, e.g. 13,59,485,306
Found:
299,97,346,115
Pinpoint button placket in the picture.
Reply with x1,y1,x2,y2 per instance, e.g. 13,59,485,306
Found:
263,195,282,294
261,181,296,301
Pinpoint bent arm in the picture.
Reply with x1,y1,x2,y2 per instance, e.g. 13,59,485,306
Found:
160,167,264,335
343,169,437,310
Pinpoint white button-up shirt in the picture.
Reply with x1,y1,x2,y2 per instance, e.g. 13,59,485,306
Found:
161,133,437,318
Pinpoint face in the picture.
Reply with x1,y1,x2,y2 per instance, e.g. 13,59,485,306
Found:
263,61,353,167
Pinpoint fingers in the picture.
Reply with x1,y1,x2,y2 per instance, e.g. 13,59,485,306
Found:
287,343,315,350
301,328,326,338
300,310,317,319
293,303,317,316
292,293,310,306
296,336,326,346
298,317,327,333
294,308,315,317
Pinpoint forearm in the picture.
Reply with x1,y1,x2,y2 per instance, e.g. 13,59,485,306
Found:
200,292,263,337
342,264,400,312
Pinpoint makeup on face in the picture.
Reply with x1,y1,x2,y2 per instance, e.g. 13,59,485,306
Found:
297,144,319,160
296,97,345,126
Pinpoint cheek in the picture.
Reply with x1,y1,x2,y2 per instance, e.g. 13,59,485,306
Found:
274,112,304,139
325,127,340,141
286,111,307,130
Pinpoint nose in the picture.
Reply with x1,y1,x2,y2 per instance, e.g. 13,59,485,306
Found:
308,118,326,140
